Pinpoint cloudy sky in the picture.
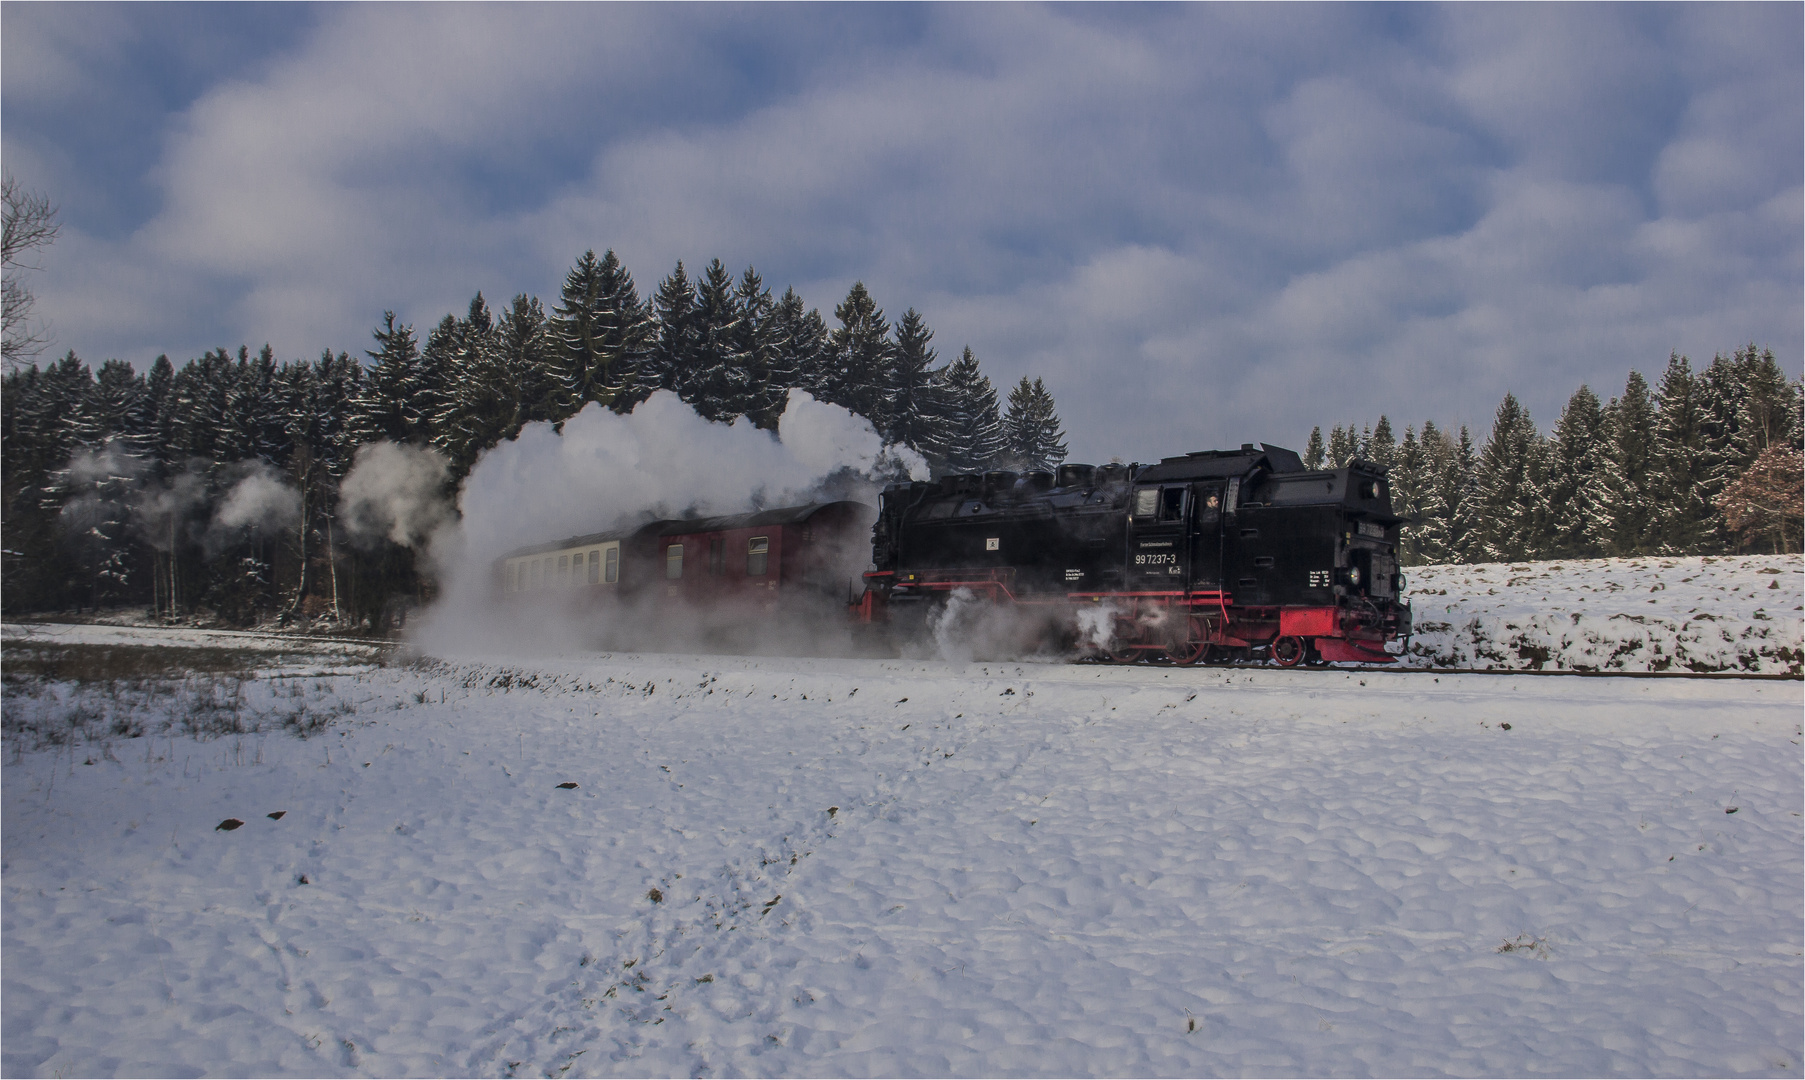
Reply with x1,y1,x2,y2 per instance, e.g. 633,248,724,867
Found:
4,3,1799,463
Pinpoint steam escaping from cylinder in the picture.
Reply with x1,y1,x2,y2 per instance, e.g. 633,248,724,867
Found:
1073,601,1119,656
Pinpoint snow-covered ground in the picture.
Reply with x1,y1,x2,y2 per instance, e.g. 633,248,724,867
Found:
4,623,1801,1077
1402,554,1802,674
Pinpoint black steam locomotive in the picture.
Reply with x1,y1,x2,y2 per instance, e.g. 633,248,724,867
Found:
856,444,1412,664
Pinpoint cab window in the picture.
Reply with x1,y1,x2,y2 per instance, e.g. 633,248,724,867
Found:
1133,488,1158,517
1158,486,1186,522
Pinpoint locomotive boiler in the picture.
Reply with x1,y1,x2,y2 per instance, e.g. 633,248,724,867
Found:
857,444,1412,664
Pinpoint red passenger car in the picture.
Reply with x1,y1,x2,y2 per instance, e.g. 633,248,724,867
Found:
496,501,875,646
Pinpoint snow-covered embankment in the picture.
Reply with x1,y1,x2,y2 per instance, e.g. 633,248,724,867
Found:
1402,553,1802,674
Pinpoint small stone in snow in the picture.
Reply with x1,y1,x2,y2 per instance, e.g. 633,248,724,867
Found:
556,782,579,789
1500,723,1511,731
1725,806,1739,814
267,811,286,820
648,888,663,903
216,818,243,831
827,806,838,817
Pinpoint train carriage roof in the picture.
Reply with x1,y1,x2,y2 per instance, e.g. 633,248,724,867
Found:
498,501,871,561
654,500,870,537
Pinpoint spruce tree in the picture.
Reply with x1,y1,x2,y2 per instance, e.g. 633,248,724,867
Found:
1391,425,1433,564
1303,426,1326,470
1469,393,1544,561
645,261,697,405
550,250,652,417
427,293,507,473
494,293,559,430
145,355,176,464
1545,385,1607,558
90,359,150,452
1585,370,1658,556
1326,424,1352,468
1368,416,1396,471
1650,352,1713,553
1001,376,1069,473
363,313,429,445
928,346,1004,474
827,282,894,429
684,258,742,423
729,267,780,428
886,308,941,450
766,286,830,410
1727,345,1799,462
1444,425,1480,562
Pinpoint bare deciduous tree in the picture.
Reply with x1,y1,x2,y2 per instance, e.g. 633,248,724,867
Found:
3,174,61,369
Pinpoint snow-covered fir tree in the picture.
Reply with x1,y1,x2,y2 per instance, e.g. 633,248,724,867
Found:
550,250,653,417
1468,393,1544,562
1584,369,1658,557
1001,376,1068,473
921,346,1004,475
826,282,895,431
1650,353,1714,554
1544,384,1608,558
1303,427,1326,470
885,308,942,452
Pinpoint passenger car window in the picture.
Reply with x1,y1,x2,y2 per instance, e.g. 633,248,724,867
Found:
588,550,600,584
604,547,619,583
709,536,725,575
747,536,769,576
666,544,683,579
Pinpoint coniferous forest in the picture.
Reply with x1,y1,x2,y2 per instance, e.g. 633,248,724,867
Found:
2,243,1799,629
2,251,1070,626
1303,346,1803,566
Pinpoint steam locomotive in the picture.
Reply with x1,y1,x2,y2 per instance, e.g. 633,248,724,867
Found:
858,444,1411,665
498,443,1412,665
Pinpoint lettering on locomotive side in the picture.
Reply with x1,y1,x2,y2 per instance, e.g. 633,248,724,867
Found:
1134,553,1178,566
985,537,1000,551
1356,521,1385,539
1308,570,1331,587
1064,569,1083,581
1138,541,1173,549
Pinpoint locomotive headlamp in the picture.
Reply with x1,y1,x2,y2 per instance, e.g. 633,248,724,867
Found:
1348,566,1362,586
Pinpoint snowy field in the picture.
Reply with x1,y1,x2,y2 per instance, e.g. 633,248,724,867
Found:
4,618,1801,1077
1402,553,1802,675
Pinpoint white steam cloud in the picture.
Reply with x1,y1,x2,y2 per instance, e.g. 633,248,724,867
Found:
415,390,927,656
212,461,301,533
132,467,209,552
340,442,454,550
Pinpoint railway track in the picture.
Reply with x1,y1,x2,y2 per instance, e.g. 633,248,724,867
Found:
1086,655,1802,681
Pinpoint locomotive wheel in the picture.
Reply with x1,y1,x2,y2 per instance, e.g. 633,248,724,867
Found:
1272,636,1308,668
1173,641,1213,665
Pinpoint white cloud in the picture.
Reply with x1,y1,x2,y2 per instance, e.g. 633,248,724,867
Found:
6,5,1798,463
